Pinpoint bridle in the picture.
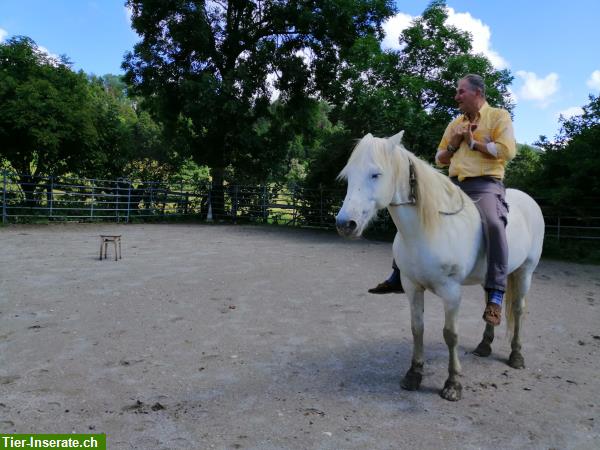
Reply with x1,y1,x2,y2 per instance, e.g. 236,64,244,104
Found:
388,158,465,216
389,159,417,207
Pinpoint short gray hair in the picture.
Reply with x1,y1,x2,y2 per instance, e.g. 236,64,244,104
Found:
461,74,486,98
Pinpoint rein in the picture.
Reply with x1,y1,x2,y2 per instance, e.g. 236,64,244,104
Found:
388,158,465,216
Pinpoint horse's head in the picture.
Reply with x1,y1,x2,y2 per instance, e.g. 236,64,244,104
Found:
336,131,405,238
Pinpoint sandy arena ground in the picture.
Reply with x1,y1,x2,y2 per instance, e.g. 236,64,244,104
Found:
0,223,599,450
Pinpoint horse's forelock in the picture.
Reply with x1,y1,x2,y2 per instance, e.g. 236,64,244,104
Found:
338,134,384,180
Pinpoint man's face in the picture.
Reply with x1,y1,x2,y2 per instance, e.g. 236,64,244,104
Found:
454,79,480,114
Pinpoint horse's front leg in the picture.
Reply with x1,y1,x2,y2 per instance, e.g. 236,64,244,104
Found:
400,285,425,391
473,322,495,357
440,292,463,401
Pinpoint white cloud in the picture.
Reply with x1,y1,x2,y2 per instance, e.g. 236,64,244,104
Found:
381,12,414,50
266,72,281,102
381,8,508,69
556,106,583,120
515,71,559,106
507,86,519,103
0,28,7,43
125,5,134,24
587,70,600,91
445,8,508,69
37,45,61,62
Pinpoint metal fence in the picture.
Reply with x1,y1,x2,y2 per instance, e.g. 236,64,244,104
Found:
0,171,346,229
1,170,599,241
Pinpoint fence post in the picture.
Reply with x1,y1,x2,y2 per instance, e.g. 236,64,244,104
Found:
90,180,95,220
233,185,238,223
262,185,267,223
2,170,6,224
48,176,54,217
115,181,120,223
150,183,155,215
180,180,184,215
557,216,561,244
319,185,323,227
126,180,132,223
292,185,297,226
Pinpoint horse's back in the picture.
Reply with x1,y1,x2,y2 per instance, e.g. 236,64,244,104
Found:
506,189,545,271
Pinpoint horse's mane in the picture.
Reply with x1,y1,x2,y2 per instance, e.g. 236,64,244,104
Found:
339,133,469,236
402,145,467,235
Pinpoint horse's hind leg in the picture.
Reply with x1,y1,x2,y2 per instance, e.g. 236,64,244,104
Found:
401,288,424,391
440,294,462,401
507,268,532,369
473,322,495,357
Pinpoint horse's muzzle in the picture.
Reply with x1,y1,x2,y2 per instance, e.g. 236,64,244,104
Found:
336,217,358,238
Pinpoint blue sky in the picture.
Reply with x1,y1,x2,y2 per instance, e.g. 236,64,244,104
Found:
1,0,599,144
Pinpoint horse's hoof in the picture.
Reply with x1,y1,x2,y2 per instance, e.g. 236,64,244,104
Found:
440,379,462,401
473,342,492,357
400,369,422,391
508,351,525,369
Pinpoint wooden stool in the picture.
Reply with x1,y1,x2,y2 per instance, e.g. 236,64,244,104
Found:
99,235,122,261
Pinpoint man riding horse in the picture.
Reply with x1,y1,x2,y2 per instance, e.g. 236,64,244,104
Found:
369,74,516,327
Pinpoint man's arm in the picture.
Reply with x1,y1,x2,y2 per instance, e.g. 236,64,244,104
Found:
464,110,516,160
435,148,454,165
436,120,466,166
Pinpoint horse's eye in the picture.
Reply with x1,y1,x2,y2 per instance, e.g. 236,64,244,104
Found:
371,173,381,179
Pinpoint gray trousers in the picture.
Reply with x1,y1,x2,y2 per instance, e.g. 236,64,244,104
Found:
392,176,509,292
454,176,509,292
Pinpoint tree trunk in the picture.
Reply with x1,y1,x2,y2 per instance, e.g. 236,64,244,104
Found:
210,167,226,220
18,174,39,210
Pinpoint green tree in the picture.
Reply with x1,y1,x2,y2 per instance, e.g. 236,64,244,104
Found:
122,0,395,216
83,74,178,182
534,95,600,213
0,36,99,203
304,0,513,191
504,144,542,192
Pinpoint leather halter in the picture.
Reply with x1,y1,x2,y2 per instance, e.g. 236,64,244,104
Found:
389,159,417,207
388,158,465,216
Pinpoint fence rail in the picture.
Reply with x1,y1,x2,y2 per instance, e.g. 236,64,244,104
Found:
1,171,599,241
0,171,346,229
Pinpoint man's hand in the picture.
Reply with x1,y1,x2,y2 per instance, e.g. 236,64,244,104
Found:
462,123,477,148
449,123,468,148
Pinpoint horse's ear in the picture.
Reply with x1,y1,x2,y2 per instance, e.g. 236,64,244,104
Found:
388,130,404,148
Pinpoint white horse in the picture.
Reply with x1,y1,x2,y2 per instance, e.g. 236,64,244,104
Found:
336,131,544,401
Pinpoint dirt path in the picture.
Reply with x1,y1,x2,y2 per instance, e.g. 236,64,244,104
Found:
1,223,599,449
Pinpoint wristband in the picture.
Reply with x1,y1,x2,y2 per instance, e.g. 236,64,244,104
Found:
447,144,458,154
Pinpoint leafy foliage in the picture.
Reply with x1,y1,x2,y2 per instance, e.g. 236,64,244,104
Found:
534,95,600,214
303,0,514,191
504,143,542,193
122,0,396,191
0,36,98,179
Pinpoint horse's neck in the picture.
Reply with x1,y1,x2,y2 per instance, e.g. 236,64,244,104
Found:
387,204,423,240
